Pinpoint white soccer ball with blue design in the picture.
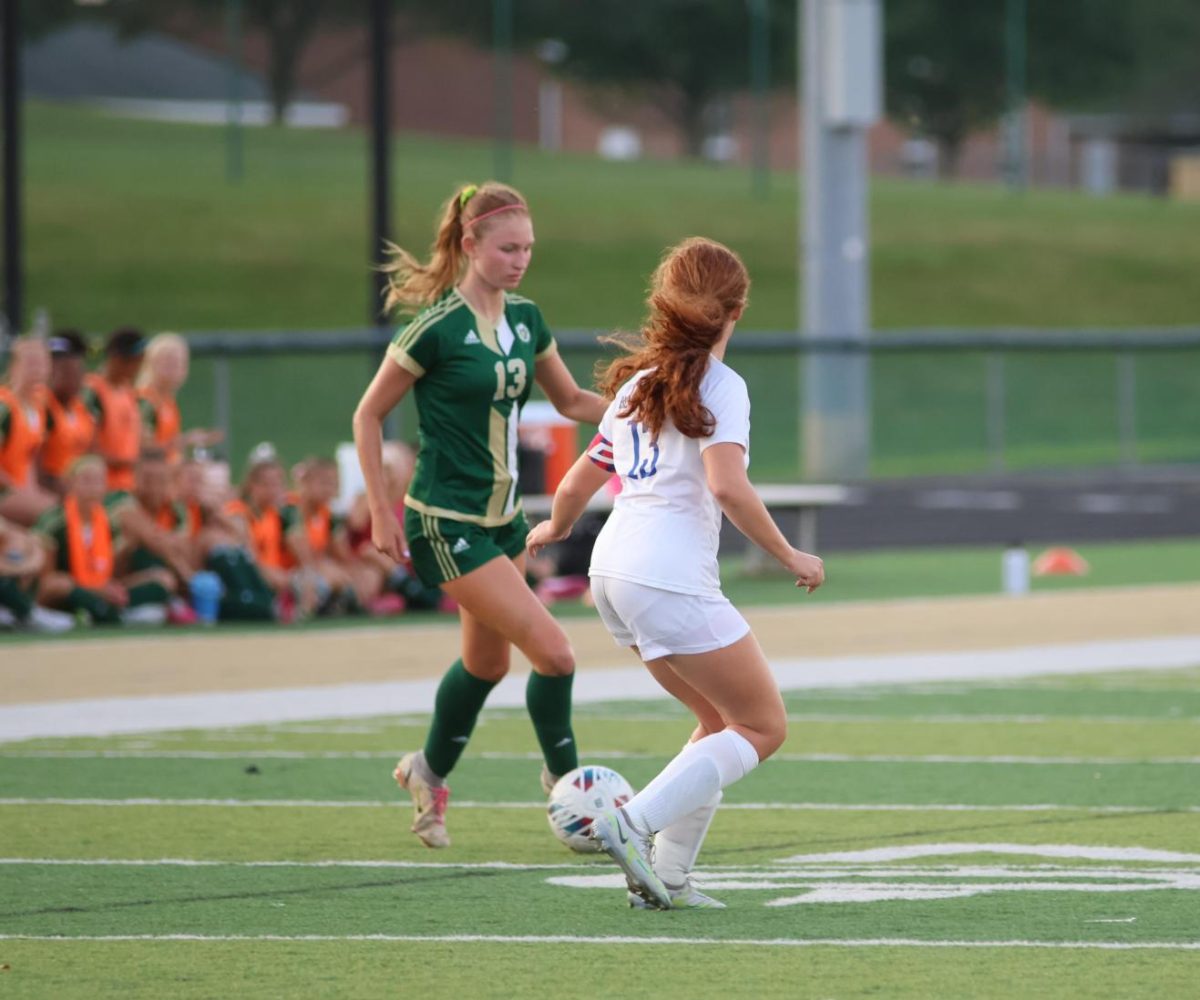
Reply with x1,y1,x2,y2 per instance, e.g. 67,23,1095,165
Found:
547,765,636,853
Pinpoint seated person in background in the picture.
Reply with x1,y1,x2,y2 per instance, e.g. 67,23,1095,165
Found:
224,451,319,620
107,449,198,623
39,330,95,496
0,514,74,632
0,336,55,526
82,327,144,492
137,332,223,463
174,457,275,621
294,456,370,613
345,440,444,613
34,455,174,626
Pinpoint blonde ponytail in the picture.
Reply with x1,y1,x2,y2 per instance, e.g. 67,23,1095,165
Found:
381,181,529,314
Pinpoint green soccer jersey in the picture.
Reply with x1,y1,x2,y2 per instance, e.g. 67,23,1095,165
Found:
387,288,556,526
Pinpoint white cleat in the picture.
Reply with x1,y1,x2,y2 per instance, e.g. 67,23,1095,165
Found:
589,808,671,910
394,751,451,849
628,878,727,910
540,764,560,797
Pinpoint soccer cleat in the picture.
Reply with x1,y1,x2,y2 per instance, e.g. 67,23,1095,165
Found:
628,878,727,910
393,752,451,849
539,764,560,797
589,808,671,910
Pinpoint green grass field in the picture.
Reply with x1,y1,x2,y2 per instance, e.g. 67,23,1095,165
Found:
2,666,1198,998
22,102,1200,477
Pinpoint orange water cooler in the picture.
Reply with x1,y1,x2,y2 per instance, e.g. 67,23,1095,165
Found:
519,401,578,492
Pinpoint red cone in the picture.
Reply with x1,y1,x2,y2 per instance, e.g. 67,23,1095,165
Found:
1032,547,1090,577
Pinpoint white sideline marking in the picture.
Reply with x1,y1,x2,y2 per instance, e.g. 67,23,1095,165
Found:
3,749,1196,765
779,844,1200,864
5,635,1200,741
0,933,1196,950
590,713,1200,725
0,857,580,870
6,859,1195,878
2,797,1195,813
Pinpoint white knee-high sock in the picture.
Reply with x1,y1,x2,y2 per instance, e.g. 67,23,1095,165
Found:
653,790,722,887
623,730,758,834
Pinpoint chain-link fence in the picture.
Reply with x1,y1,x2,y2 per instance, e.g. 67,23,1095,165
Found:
178,328,1200,481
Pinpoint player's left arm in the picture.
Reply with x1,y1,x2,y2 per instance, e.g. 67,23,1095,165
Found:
533,352,607,425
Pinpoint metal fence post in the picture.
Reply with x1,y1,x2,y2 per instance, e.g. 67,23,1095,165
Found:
986,352,1006,472
1117,352,1138,467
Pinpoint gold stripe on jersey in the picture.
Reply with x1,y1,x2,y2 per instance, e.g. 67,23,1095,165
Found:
421,512,460,580
534,340,558,361
390,292,463,354
486,407,516,522
404,495,522,528
386,345,425,376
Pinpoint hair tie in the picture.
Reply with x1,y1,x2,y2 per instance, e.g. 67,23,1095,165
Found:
459,185,478,209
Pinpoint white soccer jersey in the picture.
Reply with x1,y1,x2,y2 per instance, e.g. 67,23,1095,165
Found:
588,357,751,597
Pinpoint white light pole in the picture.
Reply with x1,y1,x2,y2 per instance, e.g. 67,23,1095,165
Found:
800,0,882,480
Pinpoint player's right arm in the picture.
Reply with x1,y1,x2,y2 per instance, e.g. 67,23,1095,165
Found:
352,358,417,565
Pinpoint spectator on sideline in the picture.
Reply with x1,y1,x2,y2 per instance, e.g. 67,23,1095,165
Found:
294,455,369,613
225,451,319,620
0,514,74,632
108,449,197,621
136,332,223,463
346,441,443,613
174,457,275,621
39,330,95,496
0,336,55,526
82,327,144,492
34,455,173,626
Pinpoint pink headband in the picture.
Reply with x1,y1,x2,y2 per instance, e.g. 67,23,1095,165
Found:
463,203,525,229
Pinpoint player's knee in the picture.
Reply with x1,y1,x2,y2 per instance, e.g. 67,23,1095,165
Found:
535,641,575,678
753,711,788,761
465,658,510,683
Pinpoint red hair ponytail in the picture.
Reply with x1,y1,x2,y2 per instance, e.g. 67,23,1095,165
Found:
597,237,749,439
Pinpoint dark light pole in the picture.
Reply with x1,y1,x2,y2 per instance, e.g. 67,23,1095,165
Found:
1004,0,1027,190
749,0,771,199
493,0,513,182
2,0,23,336
225,0,244,182
368,0,392,326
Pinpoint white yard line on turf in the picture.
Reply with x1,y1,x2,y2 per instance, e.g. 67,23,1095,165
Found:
0,857,578,869
0,933,1196,950
2,749,1197,765
2,797,1195,813
4,635,1200,742
6,858,1199,873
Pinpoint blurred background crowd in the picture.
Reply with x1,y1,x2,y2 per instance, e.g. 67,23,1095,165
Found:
0,326,448,632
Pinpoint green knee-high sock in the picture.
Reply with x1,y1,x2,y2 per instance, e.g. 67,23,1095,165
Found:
526,671,578,777
423,659,498,778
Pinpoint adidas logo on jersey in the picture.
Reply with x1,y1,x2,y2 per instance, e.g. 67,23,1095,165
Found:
452,537,471,554
463,330,481,345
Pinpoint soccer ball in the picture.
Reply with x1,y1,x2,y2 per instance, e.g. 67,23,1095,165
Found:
546,765,635,853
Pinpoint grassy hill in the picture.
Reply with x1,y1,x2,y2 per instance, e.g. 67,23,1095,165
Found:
18,102,1200,475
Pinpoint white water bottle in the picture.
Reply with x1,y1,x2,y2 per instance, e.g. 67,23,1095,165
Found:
1002,543,1030,596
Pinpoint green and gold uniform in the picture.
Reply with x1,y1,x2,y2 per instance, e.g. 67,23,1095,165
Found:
388,289,556,586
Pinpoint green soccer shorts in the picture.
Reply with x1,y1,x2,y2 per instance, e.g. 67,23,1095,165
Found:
404,507,530,587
